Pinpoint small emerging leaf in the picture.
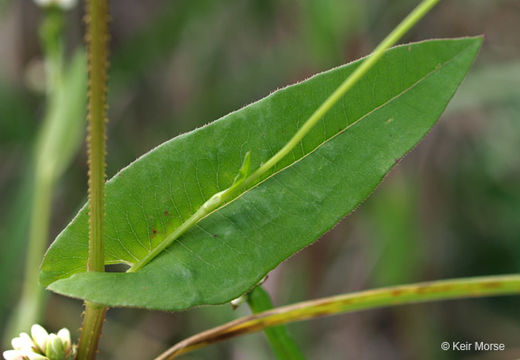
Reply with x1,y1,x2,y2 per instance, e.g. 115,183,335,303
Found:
232,151,251,187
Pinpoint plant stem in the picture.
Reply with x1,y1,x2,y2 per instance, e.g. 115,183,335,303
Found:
3,7,64,342
127,0,440,273
77,0,110,358
78,302,107,360
85,0,108,275
6,166,53,339
155,274,520,360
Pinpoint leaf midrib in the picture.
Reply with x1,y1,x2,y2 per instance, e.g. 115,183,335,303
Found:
127,41,473,272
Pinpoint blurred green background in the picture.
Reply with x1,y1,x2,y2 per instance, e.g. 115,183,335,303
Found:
1,0,519,359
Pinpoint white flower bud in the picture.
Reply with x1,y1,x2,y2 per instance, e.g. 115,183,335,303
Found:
33,0,78,10
11,333,34,351
3,350,26,360
56,329,71,351
3,349,48,360
31,324,49,353
230,294,247,310
6,325,74,360
45,334,65,360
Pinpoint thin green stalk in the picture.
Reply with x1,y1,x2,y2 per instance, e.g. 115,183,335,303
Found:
5,168,53,340
77,0,110,358
245,0,440,185
128,0,440,273
41,7,64,94
155,274,520,360
247,287,305,360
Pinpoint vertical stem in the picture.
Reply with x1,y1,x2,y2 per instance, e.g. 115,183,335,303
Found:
3,7,64,342
85,0,108,275
6,168,53,339
77,0,110,359
19,163,53,316
78,302,107,360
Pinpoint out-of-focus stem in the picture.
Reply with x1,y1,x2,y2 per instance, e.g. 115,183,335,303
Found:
3,7,64,342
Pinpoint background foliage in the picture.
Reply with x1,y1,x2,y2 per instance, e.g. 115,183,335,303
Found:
0,0,519,359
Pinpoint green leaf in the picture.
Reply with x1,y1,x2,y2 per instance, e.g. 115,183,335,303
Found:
247,286,306,360
40,37,482,311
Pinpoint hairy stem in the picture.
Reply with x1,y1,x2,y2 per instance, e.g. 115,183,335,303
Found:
127,0,440,273
77,0,110,358
78,302,107,360
155,274,520,359
85,0,108,275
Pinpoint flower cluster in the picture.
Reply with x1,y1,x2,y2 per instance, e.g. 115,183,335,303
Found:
3,325,75,360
